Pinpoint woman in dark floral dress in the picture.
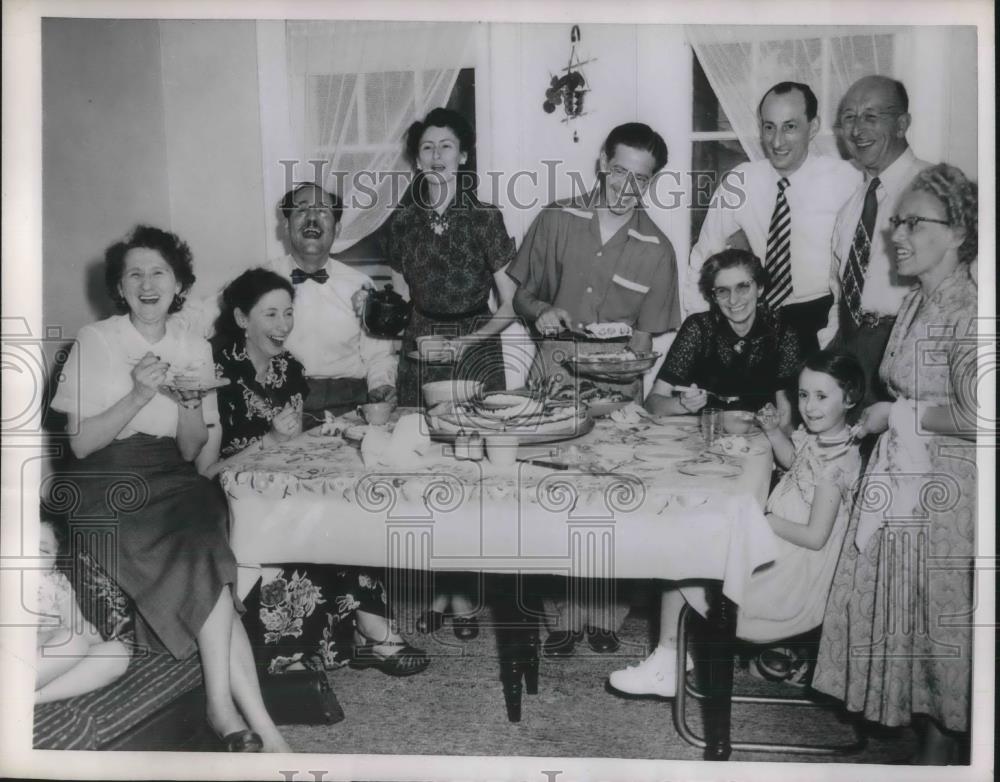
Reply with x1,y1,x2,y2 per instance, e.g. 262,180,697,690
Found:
373,108,517,639
646,249,801,422
207,268,428,676
381,107,517,408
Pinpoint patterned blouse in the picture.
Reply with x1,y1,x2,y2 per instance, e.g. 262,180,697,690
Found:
212,336,308,458
381,191,515,317
656,307,801,410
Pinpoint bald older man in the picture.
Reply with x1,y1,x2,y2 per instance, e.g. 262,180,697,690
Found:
818,75,931,404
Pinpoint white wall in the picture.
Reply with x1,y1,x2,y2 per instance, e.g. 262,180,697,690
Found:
41,18,266,341
159,21,267,304
42,19,172,340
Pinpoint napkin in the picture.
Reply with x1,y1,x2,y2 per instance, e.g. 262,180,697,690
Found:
363,413,434,469
610,403,645,426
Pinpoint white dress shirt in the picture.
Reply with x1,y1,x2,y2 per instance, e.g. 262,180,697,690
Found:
262,255,396,390
51,315,220,437
686,153,860,315
817,147,932,348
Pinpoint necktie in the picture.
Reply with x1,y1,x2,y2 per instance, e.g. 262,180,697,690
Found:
763,177,792,310
841,177,881,326
290,267,329,285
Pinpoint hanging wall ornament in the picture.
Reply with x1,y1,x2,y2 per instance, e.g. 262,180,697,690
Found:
541,25,594,141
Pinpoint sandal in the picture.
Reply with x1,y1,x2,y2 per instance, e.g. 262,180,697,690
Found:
350,641,430,677
415,610,446,634
452,615,479,641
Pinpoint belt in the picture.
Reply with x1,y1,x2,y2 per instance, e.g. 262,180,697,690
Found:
414,302,490,322
856,311,896,329
839,301,896,330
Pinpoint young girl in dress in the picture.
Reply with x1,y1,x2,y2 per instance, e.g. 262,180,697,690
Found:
35,519,130,704
608,350,865,697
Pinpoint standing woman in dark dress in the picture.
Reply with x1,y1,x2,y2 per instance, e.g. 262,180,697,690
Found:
204,268,429,677
49,226,289,752
366,107,517,640
381,107,517,406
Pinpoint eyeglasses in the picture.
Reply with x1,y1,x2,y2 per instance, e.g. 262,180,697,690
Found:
888,215,952,232
837,110,898,130
712,280,755,302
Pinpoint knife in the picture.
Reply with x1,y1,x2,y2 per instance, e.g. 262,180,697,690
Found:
515,457,571,470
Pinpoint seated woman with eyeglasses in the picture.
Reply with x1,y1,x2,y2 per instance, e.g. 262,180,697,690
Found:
645,248,801,425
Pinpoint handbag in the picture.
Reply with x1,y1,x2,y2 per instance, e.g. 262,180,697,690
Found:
260,669,345,725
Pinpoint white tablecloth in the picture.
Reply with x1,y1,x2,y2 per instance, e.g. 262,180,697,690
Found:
221,415,778,607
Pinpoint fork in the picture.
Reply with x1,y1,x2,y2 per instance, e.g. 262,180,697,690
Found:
670,385,740,404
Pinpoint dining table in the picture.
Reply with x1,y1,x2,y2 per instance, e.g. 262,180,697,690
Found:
219,407,779,760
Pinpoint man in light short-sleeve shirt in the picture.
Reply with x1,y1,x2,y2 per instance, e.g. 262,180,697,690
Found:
508,122,682,657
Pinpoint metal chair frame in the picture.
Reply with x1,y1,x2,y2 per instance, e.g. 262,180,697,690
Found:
671,603,867,756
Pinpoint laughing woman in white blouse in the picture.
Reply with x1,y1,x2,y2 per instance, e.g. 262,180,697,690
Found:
50,226,290,753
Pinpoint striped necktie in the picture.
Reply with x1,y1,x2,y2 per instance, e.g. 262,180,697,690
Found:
763,177,792,310
841,177,881,326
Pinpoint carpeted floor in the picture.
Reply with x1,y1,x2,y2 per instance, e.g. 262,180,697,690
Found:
279,590,919,765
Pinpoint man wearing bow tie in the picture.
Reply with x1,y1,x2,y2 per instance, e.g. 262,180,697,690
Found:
264,183,397,415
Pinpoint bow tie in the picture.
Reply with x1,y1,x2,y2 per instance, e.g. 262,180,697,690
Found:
290,267,329,285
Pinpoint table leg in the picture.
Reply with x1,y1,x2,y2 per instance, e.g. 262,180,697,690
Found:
700,583,737,761
489,574,541,722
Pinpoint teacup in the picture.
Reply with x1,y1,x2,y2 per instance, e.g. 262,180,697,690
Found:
358,401,395,426
722,409,755,434
485,435,517,468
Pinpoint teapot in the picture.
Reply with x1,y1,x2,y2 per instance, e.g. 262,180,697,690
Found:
361,283,411,338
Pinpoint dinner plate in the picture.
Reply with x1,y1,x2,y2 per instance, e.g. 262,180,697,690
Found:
635,446,691,461
676,458,743,478
406,350,456,365
161,377,230,393
584,398,631,418
342,424,370,442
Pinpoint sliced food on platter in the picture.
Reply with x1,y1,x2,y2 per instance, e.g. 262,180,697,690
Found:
709,434,769,457
583,322,633,340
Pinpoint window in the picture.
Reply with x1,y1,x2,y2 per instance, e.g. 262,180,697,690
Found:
333,69,476,279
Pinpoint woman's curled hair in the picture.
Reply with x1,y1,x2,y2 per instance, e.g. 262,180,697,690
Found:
104,225,196,314
213,268,295,345
697,248,768,306
907,163,978,265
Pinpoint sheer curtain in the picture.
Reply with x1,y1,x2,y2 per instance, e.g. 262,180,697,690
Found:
285,21,478,253
685,26,903,161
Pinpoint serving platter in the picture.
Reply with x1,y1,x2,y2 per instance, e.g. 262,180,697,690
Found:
425,407,594,445
563,350,660,379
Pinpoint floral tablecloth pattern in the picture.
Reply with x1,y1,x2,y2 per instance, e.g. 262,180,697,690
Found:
222,415,778,607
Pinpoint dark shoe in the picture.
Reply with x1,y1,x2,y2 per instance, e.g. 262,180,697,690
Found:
351,641,430,677
221,729,263,752
586,626,621,654
415,610,446,634
452,615,479,641
542,630,582,658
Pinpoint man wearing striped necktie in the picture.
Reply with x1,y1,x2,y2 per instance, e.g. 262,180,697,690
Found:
686,82,859,355
818,76,931,405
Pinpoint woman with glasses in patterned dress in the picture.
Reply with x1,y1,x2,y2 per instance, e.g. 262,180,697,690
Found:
812,163,979,764
645,248,801,423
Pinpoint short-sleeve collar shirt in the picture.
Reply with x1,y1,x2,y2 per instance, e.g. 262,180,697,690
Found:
508,194,680,333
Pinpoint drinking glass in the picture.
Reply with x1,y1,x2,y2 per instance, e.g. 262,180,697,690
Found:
700,407,722,446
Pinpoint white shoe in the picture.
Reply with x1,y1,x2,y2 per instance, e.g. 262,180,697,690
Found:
608,646,693,697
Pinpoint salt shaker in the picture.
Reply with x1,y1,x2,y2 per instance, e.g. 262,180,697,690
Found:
454,430,470,460
467,431,485,461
